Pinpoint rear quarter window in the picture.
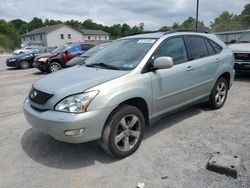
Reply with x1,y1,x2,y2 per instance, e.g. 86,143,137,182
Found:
208,40,223,54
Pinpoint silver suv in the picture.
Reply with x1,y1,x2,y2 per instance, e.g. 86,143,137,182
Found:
23,30,235,158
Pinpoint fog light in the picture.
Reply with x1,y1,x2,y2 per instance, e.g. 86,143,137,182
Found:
64,128,85,136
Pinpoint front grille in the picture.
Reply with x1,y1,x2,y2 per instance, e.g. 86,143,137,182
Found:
234,53,250,61
29,87,53,105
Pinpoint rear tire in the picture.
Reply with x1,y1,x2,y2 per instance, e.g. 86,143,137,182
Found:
101,105,145,158
49,62,62,73
19,60,30,69
208,77,228,109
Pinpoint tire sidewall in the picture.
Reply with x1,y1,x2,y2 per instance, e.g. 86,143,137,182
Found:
210,77,228,109
106,106,145,158
19,60,30,69
49,62,61,73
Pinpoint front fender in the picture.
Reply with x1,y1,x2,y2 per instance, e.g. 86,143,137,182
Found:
87,72,152,116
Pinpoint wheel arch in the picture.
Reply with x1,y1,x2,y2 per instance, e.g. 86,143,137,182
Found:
217,72,230,89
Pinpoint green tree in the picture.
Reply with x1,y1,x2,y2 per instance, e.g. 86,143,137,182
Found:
27,17,43,31
210,11,243,32
44,19,62,26
240,3,250,28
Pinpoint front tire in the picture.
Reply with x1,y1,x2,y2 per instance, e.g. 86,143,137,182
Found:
101,105,145,158
208,77,228,109
49,62,62,73
19,60,30,69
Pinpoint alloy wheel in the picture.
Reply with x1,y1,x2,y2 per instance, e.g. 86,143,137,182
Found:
114,114,141,152
215,82,226,105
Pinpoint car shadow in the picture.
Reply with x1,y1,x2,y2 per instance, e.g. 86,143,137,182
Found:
6,67,20,71
144,106,202,139
21,128,114,169
21,105,204,169
32,71,47,75
234,73,250,82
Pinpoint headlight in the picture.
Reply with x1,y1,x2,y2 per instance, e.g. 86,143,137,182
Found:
10,59,16,62
38,57,49,62
55,91,99,113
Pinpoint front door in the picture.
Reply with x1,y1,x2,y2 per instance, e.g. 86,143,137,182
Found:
149,37,197,118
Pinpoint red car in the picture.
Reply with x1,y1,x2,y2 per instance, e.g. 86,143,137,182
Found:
33,42,98,73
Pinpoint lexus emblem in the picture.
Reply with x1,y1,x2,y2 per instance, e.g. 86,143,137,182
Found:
30,91,38,99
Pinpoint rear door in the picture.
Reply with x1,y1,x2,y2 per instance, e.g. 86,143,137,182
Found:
184,36,222,96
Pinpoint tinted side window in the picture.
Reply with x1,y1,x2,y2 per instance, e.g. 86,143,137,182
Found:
187,36,208,60
81,44,94,51
209,40,223,54
205,39,216,55
153,37,188,65
68,44,81,53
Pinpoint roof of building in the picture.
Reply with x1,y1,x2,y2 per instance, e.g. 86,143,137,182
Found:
22,24,65,37
22,24,110,37
81,29,109,35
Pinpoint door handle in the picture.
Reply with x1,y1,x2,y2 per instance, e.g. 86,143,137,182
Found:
216,58,221,63
186,66,194,71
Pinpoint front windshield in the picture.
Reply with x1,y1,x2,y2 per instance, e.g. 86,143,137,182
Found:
85,38,156,70
51,45,67,54
237,32,250,43
80,43,109,58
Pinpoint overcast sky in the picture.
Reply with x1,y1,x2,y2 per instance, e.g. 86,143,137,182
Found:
0,0,249,30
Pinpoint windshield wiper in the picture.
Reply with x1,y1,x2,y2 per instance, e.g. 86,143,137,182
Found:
86,63,121,70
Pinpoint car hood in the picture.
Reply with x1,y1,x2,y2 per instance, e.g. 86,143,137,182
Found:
35,52,58,59
228,43,250,53
33,66,128,98
7,53,32,60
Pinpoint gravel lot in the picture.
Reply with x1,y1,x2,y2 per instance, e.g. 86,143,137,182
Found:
0,55,249,188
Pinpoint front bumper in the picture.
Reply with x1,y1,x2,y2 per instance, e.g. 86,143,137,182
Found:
6,60,18,68
33,61,47,72
23,98,115,143
234,61,250,72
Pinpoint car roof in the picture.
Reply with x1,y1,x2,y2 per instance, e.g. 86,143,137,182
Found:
123,32,165,39
123,30,211,40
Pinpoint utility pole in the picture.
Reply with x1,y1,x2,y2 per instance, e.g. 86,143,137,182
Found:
195,0,199,31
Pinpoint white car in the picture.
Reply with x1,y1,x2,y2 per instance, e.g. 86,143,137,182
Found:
13,47,34,55
229,31,250,73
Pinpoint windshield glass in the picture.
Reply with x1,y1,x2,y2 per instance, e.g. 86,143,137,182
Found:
85,38,156,70
51,45,67,54
80,43,110,58
237,32,250,43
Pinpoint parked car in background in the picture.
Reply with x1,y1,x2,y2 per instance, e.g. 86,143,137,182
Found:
66,43,110,67
6,46,56,69
24,30,235,158
13,47,34,55
228,31,250,73
33,42,97,73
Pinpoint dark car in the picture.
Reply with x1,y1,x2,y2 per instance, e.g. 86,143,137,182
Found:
66,43,110,67
6,46,56,69
33,42,97,73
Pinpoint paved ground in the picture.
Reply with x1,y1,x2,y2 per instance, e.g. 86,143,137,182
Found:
0,56,250,188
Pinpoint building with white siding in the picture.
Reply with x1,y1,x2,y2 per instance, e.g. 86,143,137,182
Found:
21,24,110,47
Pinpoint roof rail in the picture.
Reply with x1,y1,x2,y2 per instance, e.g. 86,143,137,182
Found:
163,29,209,35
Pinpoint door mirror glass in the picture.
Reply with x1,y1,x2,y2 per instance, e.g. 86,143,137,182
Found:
153,56,174,69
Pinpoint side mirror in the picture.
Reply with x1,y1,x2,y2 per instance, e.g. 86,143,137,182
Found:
230,39,236,44
153,56,174,70
64,50,69,55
